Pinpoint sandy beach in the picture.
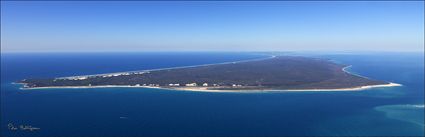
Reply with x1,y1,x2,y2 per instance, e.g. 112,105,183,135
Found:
162,82,402,92
18,82,402,93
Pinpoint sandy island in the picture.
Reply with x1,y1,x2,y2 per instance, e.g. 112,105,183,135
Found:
16,55,402,92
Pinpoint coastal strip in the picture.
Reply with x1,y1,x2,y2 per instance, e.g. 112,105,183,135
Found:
18,82,402,93
158,82,402,92
342,65,370,79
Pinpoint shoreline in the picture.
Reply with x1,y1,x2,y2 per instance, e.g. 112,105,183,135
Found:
18,82,402,92
342,65,370,79
154,82,403,92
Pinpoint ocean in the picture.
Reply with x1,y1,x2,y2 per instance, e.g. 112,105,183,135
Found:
1,52,424,137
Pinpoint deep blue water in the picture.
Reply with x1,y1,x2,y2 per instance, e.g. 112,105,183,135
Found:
1,52,424,137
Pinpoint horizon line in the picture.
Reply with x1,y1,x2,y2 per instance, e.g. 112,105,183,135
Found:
1,50,424,54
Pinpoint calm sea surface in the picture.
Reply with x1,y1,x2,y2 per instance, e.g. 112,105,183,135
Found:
1,52,424,137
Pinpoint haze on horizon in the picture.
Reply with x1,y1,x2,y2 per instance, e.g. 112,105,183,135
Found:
1,1,424,52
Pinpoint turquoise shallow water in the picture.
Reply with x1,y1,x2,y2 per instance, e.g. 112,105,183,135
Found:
1,52,424,137
375,104,424,127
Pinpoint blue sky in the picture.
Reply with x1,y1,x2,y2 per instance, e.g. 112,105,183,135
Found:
1,1,424,52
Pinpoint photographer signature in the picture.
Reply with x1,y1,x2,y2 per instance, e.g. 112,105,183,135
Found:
7,123,40,132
